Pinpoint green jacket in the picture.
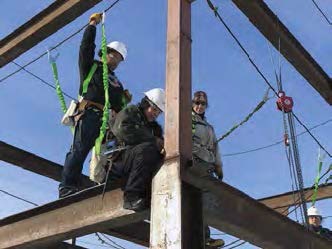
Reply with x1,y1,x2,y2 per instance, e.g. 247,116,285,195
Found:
112,104,162,146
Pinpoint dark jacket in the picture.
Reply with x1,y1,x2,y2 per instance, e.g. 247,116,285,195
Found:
111,104,163,146
309,225,332,241
192,112,222,167
79,25,126,113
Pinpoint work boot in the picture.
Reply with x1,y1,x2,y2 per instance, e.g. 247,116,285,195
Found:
206,238,225,248
123,194,147,212
58,186,78,199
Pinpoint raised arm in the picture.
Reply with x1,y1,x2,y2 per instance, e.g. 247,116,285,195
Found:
78,13,102,93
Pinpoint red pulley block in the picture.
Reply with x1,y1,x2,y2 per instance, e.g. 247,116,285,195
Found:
276,91,293,113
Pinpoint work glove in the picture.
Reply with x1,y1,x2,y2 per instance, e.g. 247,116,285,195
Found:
123,89,133,104
214,165,223,181
155,137,164,152
89,13,103,25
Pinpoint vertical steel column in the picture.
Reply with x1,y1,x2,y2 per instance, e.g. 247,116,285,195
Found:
150,0,203,248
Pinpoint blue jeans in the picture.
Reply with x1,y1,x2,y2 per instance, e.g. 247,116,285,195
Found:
60,109,102,189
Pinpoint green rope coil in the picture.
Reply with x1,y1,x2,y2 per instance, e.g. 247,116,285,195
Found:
217,90,270,143
51,62,67,114
94,20,110,155
50,59,74,134
312,160,323,205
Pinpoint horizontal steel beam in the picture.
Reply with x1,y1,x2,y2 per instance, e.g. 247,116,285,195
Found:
3,139,330,211
0,141,92,187
2,142,331,247
0,141,147,246
182,167,332,249
232,0,332,104
259,183,332,209
108,221,149,247
0,0,103,67
0,185,149,249
1,169,332,248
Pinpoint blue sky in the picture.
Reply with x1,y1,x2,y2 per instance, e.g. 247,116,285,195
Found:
0,0,331,248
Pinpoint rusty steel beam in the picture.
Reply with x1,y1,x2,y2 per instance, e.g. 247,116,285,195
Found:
259,183,332,210
150,0,204,248
0,141,148,246
108,221,150,247
0,141,92,187
232,0,332,104
3,137,329,212
0,0,103,68
0,185,149,249
182,169,332,249
1,171,331,248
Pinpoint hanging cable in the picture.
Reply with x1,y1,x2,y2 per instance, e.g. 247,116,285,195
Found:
222,238,242,248
311,0,332,25
285,146,300,222
271,27,307,224
223,118,332,157
0,0,121,84
95,233,127,249
292,114,332,157
227,241,247,249
78,240,110,248
11,61,76,100
0,189,38,207
288,112,309,224
205,0,332,158
100,233,127,249
217,88,271,142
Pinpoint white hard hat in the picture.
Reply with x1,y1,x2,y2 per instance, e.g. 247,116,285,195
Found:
107,41,127,60
307,206,321,217
144,88,165,112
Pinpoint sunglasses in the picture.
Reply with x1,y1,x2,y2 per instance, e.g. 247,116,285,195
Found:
194,101,206,106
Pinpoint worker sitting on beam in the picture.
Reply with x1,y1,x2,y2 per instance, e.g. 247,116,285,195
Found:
110,88,165,211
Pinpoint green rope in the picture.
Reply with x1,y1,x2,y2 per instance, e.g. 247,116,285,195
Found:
312,157,323,205
217,89,270,142
94,17,110,155
50,62,67,114
48,53,74,134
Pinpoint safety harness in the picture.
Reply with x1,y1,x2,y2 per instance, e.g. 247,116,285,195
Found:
48,12,112,155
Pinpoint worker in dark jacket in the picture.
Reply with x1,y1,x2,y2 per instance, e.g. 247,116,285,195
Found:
59,13,130,198
308,206,332,241
110,88,165,211
191,91,224,248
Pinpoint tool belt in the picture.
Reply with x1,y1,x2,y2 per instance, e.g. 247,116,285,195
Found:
78,99,104,112
72,99,104,124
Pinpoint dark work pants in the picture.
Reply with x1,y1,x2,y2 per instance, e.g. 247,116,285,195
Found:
110,142,162,199
191,158,218,242
60,109,101,189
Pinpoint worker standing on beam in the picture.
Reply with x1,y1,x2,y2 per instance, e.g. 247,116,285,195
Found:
308,206,332,241
191,91,224,248
59,13,130,198
110,88,165,211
